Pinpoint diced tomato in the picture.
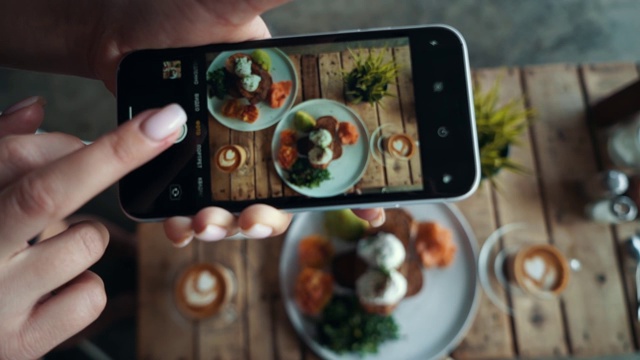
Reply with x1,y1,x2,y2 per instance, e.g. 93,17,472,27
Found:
278,145,297,170
241,104,259,123
337,121,359,145
280,129,297,146
221,99,245,118
268,81,293,108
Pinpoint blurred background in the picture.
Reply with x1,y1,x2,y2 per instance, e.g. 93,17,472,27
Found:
2,0,639,358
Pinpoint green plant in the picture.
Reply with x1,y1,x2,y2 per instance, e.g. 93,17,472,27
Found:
343,48,399,105
475,79,533,184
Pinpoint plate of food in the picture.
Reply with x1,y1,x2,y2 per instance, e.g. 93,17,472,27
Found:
279,205,480,360
272,99,369,197
206,48,298,131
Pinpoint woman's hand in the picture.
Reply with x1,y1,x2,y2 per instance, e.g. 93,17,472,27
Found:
0,98,186,359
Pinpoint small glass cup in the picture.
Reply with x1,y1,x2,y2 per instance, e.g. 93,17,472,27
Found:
369,124,418,167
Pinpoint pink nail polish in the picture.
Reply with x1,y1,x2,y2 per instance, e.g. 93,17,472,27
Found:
4,96,43,115
370,211,386,227
242,224,273,239
140,104,187,141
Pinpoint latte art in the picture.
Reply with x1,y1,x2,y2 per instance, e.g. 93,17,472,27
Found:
383,134,415,160
174,263,237,320
215,145,247,173
508,244,570,297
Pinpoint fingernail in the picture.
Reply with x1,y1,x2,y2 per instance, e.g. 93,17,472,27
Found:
140,104,187,141
173,234,193,248
370,211,386,227
4,96,45,115
195,224,227,241
242,224,273,239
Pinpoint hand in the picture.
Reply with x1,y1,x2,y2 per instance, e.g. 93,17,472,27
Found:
0,97,186,359
90,0,292,91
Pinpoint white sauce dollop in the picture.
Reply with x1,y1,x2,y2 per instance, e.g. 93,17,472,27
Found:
357,232,406,270
356,269,407,305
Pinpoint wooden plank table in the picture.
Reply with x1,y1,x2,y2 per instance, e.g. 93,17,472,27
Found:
138,62,640,359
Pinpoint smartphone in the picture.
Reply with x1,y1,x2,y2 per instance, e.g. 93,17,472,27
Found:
117,25,479,220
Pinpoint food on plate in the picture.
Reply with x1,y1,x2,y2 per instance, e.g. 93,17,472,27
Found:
357,232,406,270
331,250,367,289
268,81,293,108
308,146,334,169
400,260,425,298
294,267,334,316
324,209,369,242
309,128,333,148
366,208,417,250
298,234,334,268
287,158,331,188
317,294,399,355
316,115,339,132
223,53,273,104
338,121,360,145
415,222,457,268
251,49,272,71
277,145,297,170
279,129,297,146
174,263,236,320
221,99,260,123
293,110,316,132
206,68,228,99
356,268,407,315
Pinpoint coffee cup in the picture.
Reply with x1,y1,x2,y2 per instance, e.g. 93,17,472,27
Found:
215,145,248,173
505,243,570,298
174,262,237,320
382,133,416,160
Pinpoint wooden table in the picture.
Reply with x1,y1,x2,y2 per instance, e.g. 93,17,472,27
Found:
137,62,640,359
207,45,422,202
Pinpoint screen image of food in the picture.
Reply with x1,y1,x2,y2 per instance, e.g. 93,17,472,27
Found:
204,38,422,202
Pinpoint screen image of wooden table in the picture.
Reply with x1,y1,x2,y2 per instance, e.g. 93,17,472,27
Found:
138,62,640,359
206,46,422,201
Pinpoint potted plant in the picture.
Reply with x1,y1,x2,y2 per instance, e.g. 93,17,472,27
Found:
343,48,400,106
474,79,533,185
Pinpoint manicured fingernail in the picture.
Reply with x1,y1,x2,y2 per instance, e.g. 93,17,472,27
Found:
195,224,227,241
141,104,186,141
242,224,273,239
173,235,193,248
4,96,45,115
370,211,386,227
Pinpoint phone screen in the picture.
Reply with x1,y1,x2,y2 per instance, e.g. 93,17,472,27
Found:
117,26,478,218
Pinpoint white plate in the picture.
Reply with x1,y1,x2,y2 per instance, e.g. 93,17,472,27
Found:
207,48,298,132
271,99,370,197
279,204,480,360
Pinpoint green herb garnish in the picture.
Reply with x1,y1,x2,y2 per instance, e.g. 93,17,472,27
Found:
317,295,399,355
288,158,331,188
206,68,227,99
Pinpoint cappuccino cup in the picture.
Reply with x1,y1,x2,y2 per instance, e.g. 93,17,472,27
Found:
174,262,237,320
382,133,416,160
506,243,570,298
215,145,247,173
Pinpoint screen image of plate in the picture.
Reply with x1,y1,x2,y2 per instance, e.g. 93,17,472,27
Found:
207,48,299,132
279,204,479,360
272,99,370,197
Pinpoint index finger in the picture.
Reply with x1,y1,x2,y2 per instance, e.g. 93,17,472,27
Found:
0,104,186,257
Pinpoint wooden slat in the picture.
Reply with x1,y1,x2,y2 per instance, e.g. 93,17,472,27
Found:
341,49,386,190
394,46,422,185
209,115,231,201
318,52,343,101
452,183,514,359
582,62,640,350
301,54,321,100
137,223,195,360
373,47,411,187
246,235,303,360
230,130,256,201
197,239,248,359
478,67,567,357
525,64,633,356
256,126,274,199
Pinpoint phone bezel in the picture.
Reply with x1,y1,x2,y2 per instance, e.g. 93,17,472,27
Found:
117,25,479,220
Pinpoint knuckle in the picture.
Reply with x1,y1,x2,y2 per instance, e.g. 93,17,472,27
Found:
105,132,138,166
71,222,109,261
12,175,59,218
